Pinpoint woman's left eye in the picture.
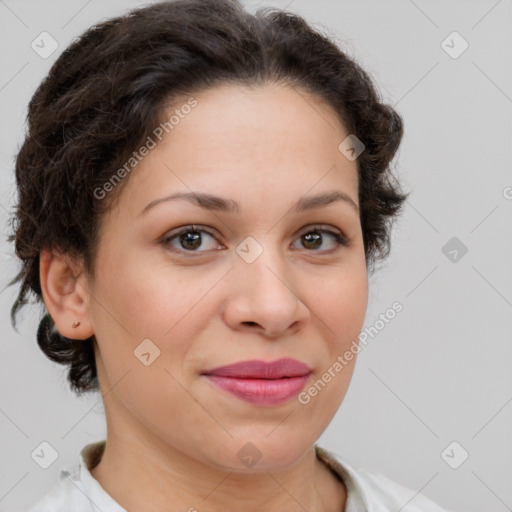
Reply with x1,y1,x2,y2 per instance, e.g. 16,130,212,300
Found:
161,225,348,254
292,227,349,251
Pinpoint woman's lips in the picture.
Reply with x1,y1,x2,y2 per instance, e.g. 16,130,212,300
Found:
204,374,311,405
201,357,312,405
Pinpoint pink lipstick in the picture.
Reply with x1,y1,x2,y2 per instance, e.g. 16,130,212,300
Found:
201,358,312,406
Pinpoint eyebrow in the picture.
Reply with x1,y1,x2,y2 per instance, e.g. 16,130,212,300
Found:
139,190,359,216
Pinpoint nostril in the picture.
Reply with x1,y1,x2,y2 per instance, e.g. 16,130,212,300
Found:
243,321,258,327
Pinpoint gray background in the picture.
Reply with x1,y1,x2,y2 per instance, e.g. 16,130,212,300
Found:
1,1,511,511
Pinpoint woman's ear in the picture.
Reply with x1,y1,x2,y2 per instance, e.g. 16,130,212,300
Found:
39,248,94,340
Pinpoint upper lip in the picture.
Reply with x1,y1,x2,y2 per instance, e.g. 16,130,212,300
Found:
202,357,312,379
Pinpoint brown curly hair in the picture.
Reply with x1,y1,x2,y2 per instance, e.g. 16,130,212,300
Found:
7,0,408,395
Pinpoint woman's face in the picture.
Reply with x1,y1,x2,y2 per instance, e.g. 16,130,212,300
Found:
84,82,368,471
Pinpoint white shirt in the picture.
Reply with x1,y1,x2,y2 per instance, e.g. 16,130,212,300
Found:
28,440,450,511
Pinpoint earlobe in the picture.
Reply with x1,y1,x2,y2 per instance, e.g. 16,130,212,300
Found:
39,248,94,340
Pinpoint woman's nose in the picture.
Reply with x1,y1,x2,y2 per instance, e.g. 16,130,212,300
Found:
221,240,310,338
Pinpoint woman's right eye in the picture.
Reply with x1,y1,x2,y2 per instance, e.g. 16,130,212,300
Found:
161,225,224,253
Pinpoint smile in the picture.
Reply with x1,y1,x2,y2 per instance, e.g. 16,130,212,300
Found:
203,374,312,405
201,358,313,406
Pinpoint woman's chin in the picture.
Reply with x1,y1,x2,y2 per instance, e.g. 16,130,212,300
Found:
200,437,313,474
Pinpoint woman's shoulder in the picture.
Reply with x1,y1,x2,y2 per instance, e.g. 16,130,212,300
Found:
27,468,91,512
28,440,125,512
29,441,452,512
315,445,451,512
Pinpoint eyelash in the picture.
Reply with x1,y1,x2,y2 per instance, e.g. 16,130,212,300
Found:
160,224,349,255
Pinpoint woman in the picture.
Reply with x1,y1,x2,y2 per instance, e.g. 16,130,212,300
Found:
8,0,450,510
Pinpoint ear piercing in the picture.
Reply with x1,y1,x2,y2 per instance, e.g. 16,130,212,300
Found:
72,321,81,328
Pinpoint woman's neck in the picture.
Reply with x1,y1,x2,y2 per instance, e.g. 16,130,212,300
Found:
89,436,347,512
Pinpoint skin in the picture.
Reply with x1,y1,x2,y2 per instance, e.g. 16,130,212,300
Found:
40,82,368,512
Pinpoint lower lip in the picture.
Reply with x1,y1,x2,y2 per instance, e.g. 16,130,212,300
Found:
204,374,311,406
